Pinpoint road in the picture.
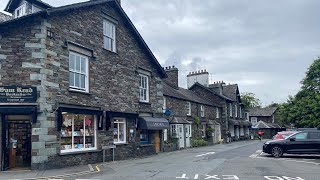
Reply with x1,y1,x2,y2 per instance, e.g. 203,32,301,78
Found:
52,140,320,180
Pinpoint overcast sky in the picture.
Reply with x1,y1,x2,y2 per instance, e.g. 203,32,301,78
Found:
1,0,319,106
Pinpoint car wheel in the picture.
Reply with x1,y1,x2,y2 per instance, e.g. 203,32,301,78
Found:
271,146,283,158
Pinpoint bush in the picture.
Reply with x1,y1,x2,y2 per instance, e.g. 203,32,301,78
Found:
192,139,208,147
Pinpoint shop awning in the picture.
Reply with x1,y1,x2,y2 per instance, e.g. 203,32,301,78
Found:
138,117,169,130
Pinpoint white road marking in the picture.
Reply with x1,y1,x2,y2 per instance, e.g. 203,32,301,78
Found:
88,164,94,172
195,152,215,157
176,174,189,179
256,150,262,153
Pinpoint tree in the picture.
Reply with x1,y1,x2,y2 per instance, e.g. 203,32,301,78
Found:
279,58,320,129
240,92,261,108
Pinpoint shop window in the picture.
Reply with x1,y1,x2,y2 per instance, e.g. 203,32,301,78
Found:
140,129,149,144
69,52,89,92
60,113,96,153
113,118,126,144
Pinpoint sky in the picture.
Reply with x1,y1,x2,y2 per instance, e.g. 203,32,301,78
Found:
1,0,319,106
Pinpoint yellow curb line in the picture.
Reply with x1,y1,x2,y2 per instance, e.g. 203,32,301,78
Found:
23,164,103,180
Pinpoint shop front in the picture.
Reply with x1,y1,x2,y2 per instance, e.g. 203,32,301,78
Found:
138,117,169,153
0,86,37,171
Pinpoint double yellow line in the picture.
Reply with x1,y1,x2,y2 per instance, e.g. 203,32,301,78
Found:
24,164,102,180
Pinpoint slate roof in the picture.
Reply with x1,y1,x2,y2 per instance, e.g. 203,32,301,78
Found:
189,82,232,102
222,84,238,102
252,121,282,129
249,107,277,117
0,0,167,78
5,0,52,13
163,82,221,107
169,117,191,124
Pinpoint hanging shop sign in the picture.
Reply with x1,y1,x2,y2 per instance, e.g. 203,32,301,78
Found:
0,86,37,103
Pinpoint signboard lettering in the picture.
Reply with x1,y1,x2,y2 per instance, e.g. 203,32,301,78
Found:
0,86,37,103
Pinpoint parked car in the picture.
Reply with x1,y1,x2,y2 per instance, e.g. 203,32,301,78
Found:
272,131,296,140
263,130,320,157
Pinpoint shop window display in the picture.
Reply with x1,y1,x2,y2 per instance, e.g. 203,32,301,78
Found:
113,119,126,144
60,113,96,153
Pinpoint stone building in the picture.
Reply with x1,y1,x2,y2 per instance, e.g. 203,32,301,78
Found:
249,107,284,139
163,66,222,149
189,76,251,142
0,0,169,171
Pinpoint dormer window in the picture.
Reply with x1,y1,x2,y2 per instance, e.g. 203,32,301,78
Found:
14,3,27,18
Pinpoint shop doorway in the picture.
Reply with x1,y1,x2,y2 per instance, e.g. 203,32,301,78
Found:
154,130,161,153
1,115,32,171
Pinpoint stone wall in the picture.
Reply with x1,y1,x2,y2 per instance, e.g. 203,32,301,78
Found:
0,2,164,170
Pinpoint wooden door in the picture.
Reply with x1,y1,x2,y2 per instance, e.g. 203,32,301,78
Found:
155,130,160,153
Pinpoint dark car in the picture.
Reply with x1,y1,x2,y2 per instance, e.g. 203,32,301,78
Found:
263,130,320,157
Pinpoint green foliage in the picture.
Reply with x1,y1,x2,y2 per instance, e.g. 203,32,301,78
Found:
193,116,200,125
240,92,261,108
192,139,208,147
206,127,214,137
165,135,178,145
279,58,320,129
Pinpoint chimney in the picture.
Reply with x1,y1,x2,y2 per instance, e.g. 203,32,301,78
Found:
163,66,179,89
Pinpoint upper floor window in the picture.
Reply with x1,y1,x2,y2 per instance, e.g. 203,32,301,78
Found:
229,103,232,117
15,3,27,18
200,105,205,117
163,97,166,113
69,52,89,92
216,107,220,118
240,106,242,118
139,74,149,102
245,112,249,121
187,102,191,116
235,105,238,117
103,20,116,52
251,117,257,124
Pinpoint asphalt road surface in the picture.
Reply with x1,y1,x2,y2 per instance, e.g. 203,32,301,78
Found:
68,140,320,180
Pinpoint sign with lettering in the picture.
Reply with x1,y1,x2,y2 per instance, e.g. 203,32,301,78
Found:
0,86,37,103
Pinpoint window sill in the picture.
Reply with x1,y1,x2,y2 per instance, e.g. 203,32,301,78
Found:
103,48,118,55
139,144,153,147
69,88,92,95
114,142,128,145
59,149,100,156
139,101,151,105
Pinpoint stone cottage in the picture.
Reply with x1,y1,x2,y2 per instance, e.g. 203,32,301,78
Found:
163,66,222,149
0,0,169,171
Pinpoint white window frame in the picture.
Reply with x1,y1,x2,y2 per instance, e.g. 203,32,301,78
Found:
163,97,166,113
139,74,149,102
113,118,126,144
69,52,89,92
229,103,232,117
60,114,97,153
200,105,205,117
201,124,206,138
103,20,116,52
235,105,238,117
251,117,257,124
163,129,168,141
15,3,27,18
216,107,220,118
187,101,191,116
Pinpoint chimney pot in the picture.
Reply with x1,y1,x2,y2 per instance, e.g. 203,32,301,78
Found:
201,70,203,73
172,65,175,68
204,69,206,72
169,66,171,69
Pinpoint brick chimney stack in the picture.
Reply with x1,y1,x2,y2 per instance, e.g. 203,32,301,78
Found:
163,66,179,89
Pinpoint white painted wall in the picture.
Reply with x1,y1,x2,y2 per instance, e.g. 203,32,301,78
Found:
187,73,209,88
